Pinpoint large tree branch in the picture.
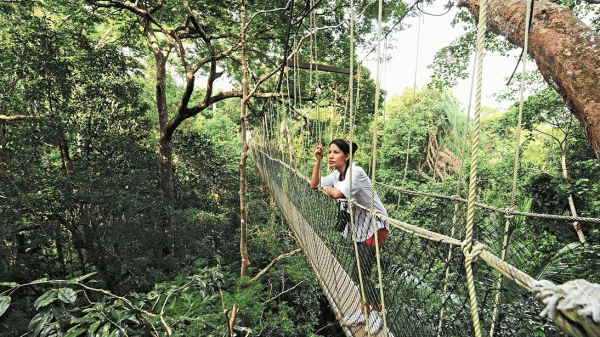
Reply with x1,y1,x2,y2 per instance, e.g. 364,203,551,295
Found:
458,0,600,162
86,1,168,34
163,90,288,140
191,43,242,76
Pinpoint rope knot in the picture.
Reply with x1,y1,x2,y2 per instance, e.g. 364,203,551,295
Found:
505,207,516,218
369,208,378,218
532,279,600,337
462,242,487,263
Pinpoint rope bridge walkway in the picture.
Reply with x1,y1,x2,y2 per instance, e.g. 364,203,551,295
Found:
249,141,600,337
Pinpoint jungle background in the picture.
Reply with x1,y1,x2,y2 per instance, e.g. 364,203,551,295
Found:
1,0,600,336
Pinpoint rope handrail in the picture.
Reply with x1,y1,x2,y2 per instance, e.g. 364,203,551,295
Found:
351,199,463,246
376,181,600,223
254,145,462,245
254,144,600,240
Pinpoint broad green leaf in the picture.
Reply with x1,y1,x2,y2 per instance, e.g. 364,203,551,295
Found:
51,305,72,328
108,329,120,337
34,289,58,310
97,322,111,336
40,322,58,337
27,309,52,337
67,272,97,284
88,320,101,334
64,325,87,337
0,295,10,317
58,288,77,304
0,282,19,288
108,309,123,323
71,313,95,324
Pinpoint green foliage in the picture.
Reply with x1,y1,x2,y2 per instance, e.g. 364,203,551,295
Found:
0,296,10,317
3,1,600,336
379,87,468,188
1,269,223,336
1,258,323,337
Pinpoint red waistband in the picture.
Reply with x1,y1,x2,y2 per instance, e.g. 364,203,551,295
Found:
364,229,388,247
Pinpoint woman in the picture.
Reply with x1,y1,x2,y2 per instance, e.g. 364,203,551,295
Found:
310,139,389,334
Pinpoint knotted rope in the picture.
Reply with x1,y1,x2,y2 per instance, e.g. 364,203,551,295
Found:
533,279,600,337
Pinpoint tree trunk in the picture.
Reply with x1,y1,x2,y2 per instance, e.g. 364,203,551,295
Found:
459,0,600,162
58,129,74,178
150,32,175,256
56,128,73,275
54,225,67,275
560,144,586,243
239,0,251,277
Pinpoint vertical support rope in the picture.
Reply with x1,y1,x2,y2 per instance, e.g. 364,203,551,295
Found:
464,0,489,335
489,1,531,335
399,10,421,205
310,0,323,142
438,49,477,337
372,0,388,333
347,0,369,328
286,58,295,163
293,36,298,114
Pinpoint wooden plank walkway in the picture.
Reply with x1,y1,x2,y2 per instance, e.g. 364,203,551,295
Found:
270,181,392,337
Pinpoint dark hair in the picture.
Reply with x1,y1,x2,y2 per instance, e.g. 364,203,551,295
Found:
329,139,358,180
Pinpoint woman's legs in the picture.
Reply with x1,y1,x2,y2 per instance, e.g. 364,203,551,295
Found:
350,241,385,333
351,241,380,307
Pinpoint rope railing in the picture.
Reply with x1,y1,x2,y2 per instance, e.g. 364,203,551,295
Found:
250,144,600,247
376,182,600,224
253,146,462,246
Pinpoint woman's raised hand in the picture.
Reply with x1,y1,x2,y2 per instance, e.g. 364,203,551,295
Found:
314,141,324,161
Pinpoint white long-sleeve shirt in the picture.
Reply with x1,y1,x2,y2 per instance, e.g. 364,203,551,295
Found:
321,163,389,242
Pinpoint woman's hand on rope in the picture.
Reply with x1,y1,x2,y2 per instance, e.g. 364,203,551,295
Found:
314,141,324,161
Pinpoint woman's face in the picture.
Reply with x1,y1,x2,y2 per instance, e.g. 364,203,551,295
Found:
328,143,350,173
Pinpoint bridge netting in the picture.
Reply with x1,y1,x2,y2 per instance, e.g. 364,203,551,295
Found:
249,138,600,337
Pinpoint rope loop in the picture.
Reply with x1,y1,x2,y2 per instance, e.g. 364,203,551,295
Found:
463,242,488,263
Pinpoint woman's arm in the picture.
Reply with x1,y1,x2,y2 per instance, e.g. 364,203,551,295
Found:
323,186,344,198
310,142,324,189
310,142,345,198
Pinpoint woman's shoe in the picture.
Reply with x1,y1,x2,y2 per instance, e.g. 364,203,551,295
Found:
365,310,383,334
342,308,366,326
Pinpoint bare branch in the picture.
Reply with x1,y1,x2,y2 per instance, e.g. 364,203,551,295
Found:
0,114,44,121
86,1,168,35
246,0,292,27
191,42,242,75
249,248,302,283
265,279,306,303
